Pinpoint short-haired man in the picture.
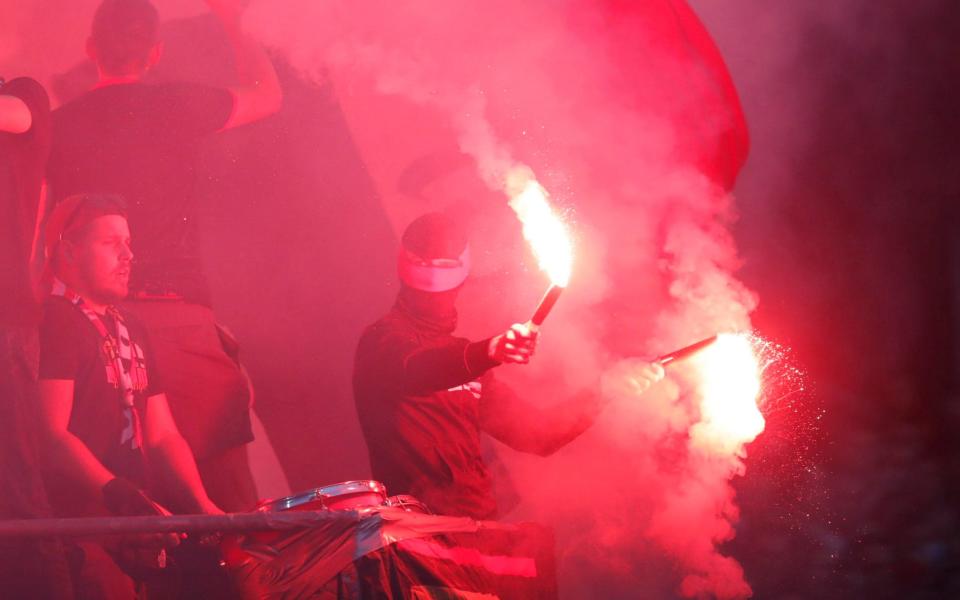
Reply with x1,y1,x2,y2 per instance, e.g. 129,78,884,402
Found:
0,75,75,598
38,194,222,596
47,0,284,511
354,213,664,519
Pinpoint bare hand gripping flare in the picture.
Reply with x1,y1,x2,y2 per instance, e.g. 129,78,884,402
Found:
505,167,573,327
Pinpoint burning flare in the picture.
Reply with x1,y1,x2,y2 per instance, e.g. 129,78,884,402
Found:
689,333,765,455
506,167,573,287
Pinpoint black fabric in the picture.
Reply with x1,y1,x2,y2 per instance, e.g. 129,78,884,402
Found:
102,476,161,517
228,510,557,600
47,81,233,304
356,524,558,600
354,301,500,519
355,293,606,520
0,77,50,328
39,296,162,502
0,328,75,599
395,285,459,336
121,300,254,463
0,78,72,597
400,212,468,260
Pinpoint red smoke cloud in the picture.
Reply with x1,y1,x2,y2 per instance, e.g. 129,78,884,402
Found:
245,0,761,597
2,0,765,595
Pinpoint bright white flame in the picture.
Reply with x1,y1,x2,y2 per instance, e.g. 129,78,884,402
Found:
690,333,765,455
506,168,573,287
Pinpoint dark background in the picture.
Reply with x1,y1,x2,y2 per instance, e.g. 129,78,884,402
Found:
703,0,960,597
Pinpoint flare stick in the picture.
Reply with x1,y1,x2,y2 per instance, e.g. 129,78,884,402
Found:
657,335,719,366
530,284,564,326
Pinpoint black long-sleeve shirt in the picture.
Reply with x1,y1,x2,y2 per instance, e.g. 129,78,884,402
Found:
353,304,603,519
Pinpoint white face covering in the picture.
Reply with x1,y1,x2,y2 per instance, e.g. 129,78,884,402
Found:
397,245,471,292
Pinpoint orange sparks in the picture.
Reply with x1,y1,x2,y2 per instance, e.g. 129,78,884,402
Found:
506,167,573,287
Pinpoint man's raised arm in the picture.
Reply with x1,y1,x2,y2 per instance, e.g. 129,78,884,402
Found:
206,0,283,130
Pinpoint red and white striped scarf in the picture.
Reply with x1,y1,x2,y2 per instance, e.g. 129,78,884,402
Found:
51,279,147,450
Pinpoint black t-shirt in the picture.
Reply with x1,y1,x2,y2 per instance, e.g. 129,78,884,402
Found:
0,77,50,328
39,296,163,501
47,82,233,304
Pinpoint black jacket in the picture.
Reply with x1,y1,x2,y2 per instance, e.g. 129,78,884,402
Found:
354,300,602,519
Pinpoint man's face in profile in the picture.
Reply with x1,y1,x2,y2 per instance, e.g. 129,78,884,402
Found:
69,214,134,304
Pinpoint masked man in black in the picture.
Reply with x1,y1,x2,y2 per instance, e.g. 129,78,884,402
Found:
354,213,664,519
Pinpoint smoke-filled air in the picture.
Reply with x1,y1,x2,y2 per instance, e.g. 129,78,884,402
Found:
241,1,761,597
3,0,957,596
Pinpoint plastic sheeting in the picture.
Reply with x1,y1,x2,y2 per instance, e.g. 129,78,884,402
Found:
228,508,557,599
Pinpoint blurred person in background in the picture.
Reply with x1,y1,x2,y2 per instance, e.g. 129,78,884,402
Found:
46,0,283,512
0,74,75,599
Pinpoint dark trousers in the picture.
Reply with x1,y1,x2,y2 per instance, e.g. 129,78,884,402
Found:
67,542,138,600
66,539,236,600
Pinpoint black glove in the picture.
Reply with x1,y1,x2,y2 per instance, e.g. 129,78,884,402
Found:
102,478,180,572
102,477,164,517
